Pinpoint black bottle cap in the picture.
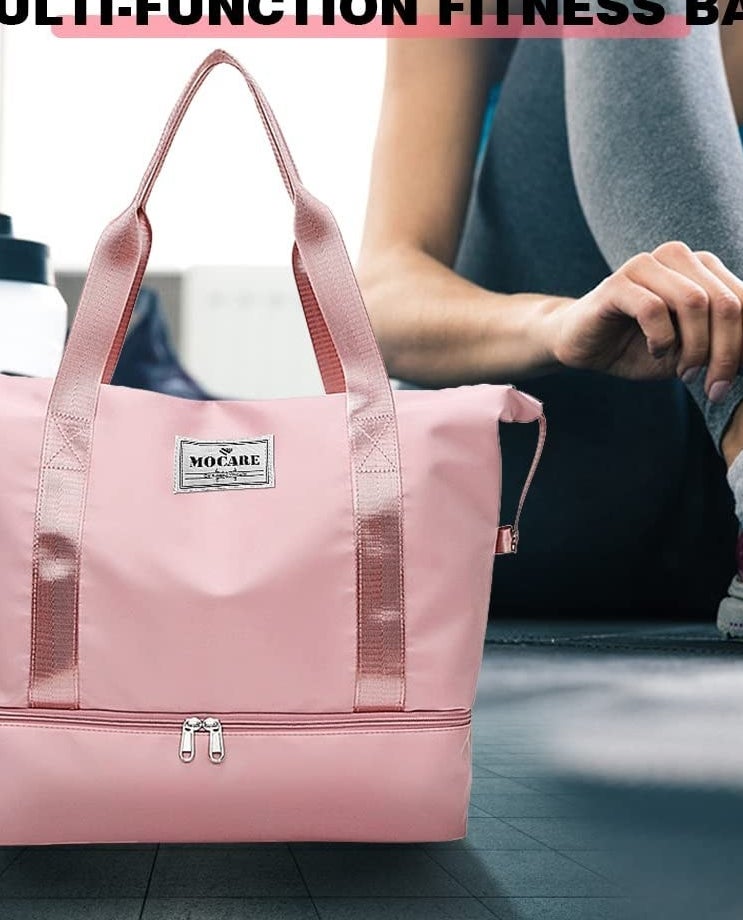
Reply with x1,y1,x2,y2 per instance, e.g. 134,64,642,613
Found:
0,214,52,285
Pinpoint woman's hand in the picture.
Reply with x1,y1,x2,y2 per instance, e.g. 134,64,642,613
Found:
361,41,743,393
546,241,743,400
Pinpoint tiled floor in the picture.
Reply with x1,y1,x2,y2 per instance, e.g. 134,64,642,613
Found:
2,621,743,920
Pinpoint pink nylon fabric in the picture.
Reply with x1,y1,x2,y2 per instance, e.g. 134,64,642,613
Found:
0,50,547,845
0,375,542,843
0,712,471,844
29,50,405,712
0,377,542,714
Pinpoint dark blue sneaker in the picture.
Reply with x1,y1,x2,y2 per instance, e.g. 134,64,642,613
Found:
112,288,215,400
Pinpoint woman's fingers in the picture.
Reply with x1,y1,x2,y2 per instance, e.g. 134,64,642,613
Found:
600,273,677,357
622,250,710,372
610,242,743,399
651,241,743,399
565,243,743,388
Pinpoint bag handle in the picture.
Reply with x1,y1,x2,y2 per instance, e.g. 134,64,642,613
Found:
97,49,343,393
495,412,546,555
29,50,405,713
70,49,364,403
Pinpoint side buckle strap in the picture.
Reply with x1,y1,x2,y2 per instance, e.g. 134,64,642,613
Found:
494,413,547,556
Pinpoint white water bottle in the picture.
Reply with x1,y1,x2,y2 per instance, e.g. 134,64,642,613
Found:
0,214,67,377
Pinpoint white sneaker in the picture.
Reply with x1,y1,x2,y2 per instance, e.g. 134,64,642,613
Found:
717,574,743,638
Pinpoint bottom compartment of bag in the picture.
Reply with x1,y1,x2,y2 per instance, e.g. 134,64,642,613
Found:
0,708,471,845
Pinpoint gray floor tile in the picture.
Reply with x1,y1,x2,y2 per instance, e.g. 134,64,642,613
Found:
314,898,495,919
484,897,630,919
562,851,626,883
294,849,467,897
473,765,499,778
474,752,549,760
507,779,575,795
290,844,417,852
471,778,538,795
148,847,306,897
503,819,616,850
424,818,546,851
428,850,617,898
480,766,552,779
0,849,155,898
0,849,22,873
473,745,548,756
470,794,588,819
142,898,318,919
50,845,156,851
469,804,491,818
156,843,288,851
0,901,142,920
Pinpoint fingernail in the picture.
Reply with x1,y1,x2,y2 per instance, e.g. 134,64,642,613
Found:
709,380,733,403
681,366,702,384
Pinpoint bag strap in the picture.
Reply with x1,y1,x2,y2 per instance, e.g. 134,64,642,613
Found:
292,245,346,394
29,50,405,712
495,413,546,555
108,54,337,393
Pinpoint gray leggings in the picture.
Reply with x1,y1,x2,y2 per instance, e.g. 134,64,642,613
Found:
456,26,743,616
565,18,743,448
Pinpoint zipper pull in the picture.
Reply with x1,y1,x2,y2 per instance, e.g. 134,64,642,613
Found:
203,717,225,764
179,717,203,763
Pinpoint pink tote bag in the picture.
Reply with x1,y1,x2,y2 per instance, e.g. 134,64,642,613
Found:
0,50,545,844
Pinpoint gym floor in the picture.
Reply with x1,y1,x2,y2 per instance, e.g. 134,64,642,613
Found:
1,621,742,920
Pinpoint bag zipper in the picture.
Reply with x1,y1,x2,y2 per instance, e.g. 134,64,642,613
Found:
181,717,226,764
0,708,470,766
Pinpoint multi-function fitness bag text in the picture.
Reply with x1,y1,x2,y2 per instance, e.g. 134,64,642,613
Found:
0,51,545,844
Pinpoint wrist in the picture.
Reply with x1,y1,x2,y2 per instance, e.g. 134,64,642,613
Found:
528,295,572,373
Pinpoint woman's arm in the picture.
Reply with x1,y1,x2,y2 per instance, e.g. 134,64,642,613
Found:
360,35,743,391
358,38,560,386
